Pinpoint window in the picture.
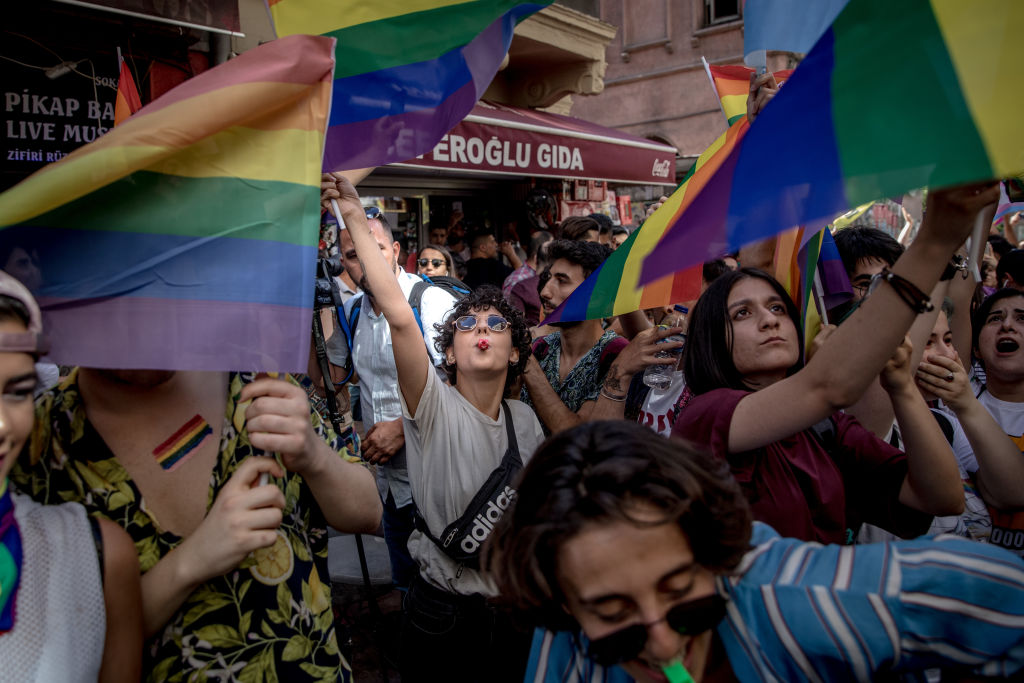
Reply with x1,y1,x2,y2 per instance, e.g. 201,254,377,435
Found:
704,0,740,26
555,0,601,17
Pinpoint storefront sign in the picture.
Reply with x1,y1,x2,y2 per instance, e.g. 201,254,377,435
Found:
397,101,677,186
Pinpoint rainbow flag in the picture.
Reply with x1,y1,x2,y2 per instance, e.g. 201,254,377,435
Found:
543,120,747,324
0,35,334,372
153,415,213,471
706,65,792,126
269,0,552,172
642,0,1024,286
113,51,142,126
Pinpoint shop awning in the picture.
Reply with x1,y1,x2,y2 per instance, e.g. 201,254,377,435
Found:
392,100,678,186
53,0,242,36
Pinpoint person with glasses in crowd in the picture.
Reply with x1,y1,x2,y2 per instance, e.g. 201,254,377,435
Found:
338,205,458,591
323,175,545,683
415,243,454,279
486,420,1024,683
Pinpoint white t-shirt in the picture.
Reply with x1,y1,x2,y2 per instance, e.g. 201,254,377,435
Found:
977,388,1024,555
402,367,544,596
638,370,686,436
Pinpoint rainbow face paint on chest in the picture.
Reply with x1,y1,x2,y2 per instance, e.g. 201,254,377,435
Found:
153,414,212,472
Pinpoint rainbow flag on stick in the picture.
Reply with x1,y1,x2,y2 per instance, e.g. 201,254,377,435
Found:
642,0,1024,287
0,35,334,371
113,48,142,126
269,0,552,172
705,64,792,126
543,120,747,324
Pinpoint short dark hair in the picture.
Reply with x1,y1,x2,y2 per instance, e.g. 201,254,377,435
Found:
484,421,753,631
433,286,532,396
972,287,1024,364
996,249,1024,287
684,268,804,396
702,258,731,284
611,225,629,237
988,234,1014,259
546,239,611,280
527,230,553,260
589,213,614,236
833,227,904,276
470,230,495,250
559,216,600,242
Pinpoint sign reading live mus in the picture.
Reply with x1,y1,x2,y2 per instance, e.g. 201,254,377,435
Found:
397,101,677,186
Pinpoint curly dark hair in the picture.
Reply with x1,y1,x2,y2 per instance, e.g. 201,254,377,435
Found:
433,285,532,396
484,421,753,631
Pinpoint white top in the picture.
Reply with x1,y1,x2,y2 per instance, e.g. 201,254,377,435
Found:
638,370,686,436
345,269,455,505
0,493,105,683
345,269,455,430
402,367,545,596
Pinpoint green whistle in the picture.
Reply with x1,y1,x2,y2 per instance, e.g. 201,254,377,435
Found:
661,660,695,683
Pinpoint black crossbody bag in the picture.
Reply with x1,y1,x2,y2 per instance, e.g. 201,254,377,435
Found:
413,401,522,570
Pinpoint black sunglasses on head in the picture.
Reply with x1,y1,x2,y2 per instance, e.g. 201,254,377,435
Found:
585,594,728,667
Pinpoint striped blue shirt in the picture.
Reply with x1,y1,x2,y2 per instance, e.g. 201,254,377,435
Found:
526,523,1024,682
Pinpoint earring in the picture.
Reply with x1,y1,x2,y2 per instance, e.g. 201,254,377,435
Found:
447,356,455,364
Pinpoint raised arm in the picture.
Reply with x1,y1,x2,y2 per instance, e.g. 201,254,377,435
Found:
324,174,432,415
727,184,999,453
918,352,1024,510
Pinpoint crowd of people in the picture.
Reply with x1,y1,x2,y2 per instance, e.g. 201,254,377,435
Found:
3,99,1024,683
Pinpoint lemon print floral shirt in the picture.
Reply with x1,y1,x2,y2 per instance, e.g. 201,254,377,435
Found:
12,370,360,682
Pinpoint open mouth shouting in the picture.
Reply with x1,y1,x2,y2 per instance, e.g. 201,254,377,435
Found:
996,337,1020,354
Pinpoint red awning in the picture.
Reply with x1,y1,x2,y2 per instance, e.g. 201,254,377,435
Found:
392,100,677,186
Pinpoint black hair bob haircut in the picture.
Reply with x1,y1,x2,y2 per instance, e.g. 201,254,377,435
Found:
433,285,532,397
684,268,804,396
483,420,752,631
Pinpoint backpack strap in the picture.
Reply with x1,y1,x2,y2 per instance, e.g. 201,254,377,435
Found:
407,280,429,336
931,409,956,446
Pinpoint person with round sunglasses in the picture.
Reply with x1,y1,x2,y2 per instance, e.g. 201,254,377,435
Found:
416,243,453,278
486,420,1024,683
323,175,544,682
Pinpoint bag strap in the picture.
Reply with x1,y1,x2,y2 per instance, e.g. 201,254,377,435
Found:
412,401,521,549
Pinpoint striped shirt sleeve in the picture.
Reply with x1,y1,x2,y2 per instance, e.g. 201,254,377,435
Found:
720,524,1024,681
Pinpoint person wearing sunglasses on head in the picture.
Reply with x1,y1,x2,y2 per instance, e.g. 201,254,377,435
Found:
415,243,453,278
323,175,545,683
486,420,1024,683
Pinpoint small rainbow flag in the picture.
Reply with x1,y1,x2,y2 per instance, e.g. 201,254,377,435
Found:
0,35,335,371
642,0,1024,286
153,415,213,471
269,0,552,172
994,179,1024,224
706,65,792,126
113,50,142,127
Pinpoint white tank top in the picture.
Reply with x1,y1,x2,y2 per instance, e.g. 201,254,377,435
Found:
0,493,106,682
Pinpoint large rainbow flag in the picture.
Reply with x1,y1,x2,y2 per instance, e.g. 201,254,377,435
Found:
642,0,1024,286
543,121,746,324
542,65,795,324
0,35,334,371
269,0,552,172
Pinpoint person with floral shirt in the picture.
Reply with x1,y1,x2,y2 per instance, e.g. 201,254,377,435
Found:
13,369,381,682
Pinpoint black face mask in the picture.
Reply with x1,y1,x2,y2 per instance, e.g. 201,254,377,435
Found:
585,594,728,667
